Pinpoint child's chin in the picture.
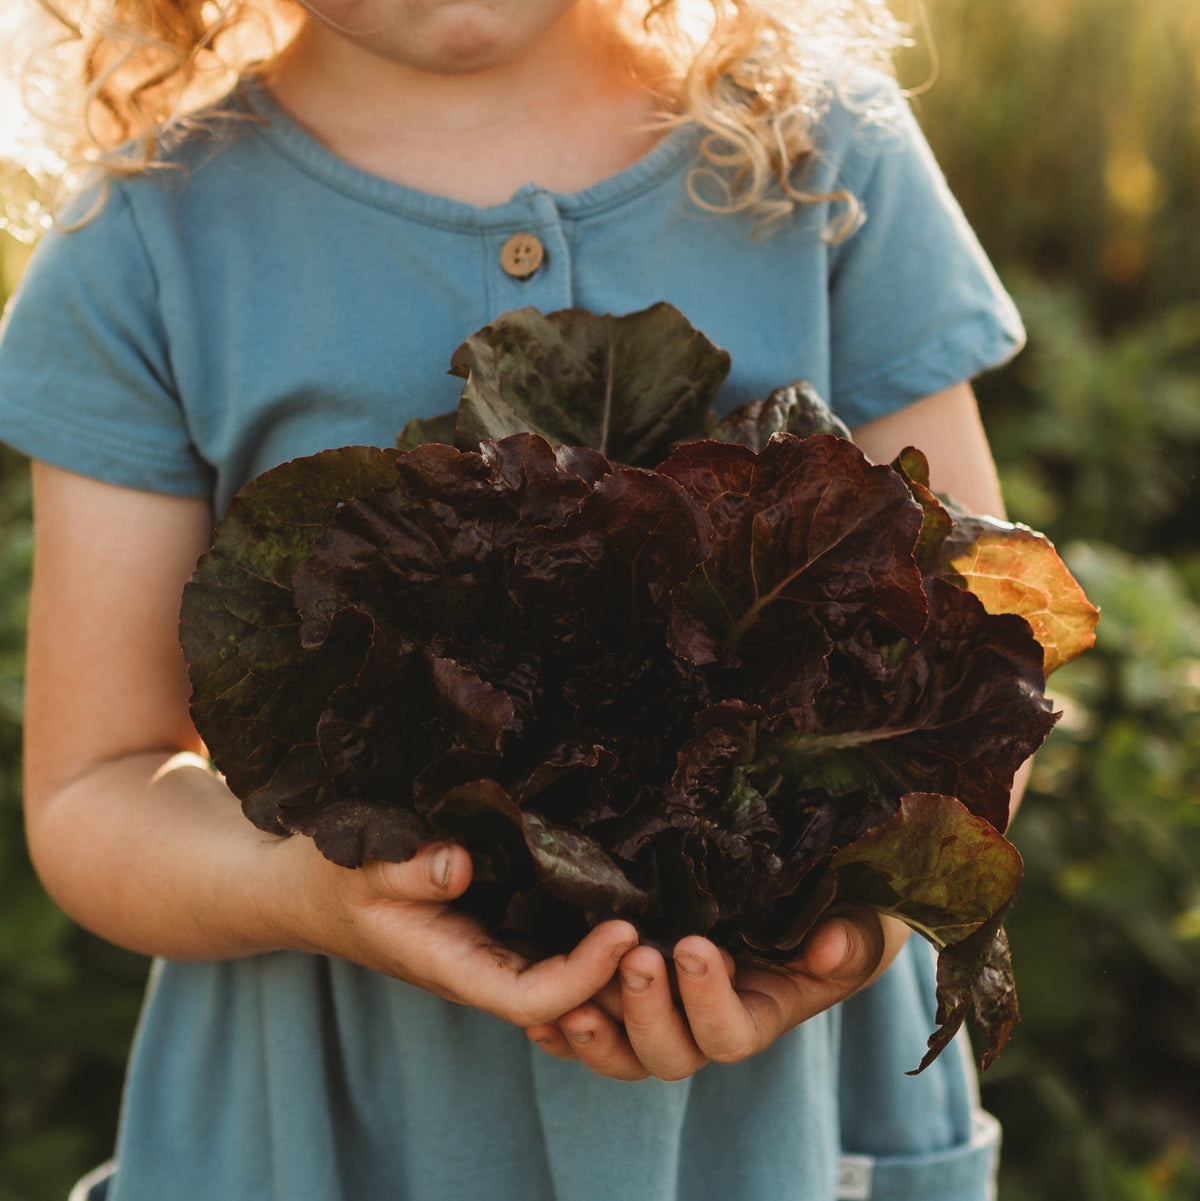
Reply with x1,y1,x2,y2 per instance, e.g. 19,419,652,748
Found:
415,1,578,75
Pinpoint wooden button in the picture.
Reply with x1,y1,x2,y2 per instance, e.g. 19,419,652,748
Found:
500,233,545,279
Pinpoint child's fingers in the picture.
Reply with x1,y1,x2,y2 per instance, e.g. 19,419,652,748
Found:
525,1024,578,1061
556,1004,650,1081
673,913,898,1064
456,919,638,1029
330,851,636,1029
794,910,888,982
360,842,474,902
590,976,625,1024
616,946,707,1080
524,976,624,1059
671,937,783,1063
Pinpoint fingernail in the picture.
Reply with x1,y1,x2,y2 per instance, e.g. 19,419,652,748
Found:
428,846,453,890
564,1029,594,1045
829,922,855,974
621,969,652,994
674,952,707,978
611,939,638,963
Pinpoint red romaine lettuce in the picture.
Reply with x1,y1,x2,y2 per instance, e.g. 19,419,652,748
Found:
181,303,1097,1072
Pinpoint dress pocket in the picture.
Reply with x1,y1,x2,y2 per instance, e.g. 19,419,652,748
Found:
837,1111,1000,1201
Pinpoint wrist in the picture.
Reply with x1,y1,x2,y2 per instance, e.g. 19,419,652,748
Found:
249,828,347,958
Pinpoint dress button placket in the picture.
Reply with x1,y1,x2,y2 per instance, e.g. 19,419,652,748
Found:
491,192,573,312
499,233,545,280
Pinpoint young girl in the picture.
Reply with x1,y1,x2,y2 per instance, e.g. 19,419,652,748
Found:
1,2,1027,1198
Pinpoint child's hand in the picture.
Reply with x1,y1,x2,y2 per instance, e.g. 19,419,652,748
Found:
524,910,908,1081
277,837,637,1030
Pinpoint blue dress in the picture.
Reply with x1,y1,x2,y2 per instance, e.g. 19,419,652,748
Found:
0,70,1022,1201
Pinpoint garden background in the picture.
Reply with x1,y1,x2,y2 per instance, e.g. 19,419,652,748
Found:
1,0,1198,1197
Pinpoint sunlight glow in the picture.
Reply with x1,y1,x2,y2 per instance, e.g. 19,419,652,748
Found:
0,75,30,167
0,1,70,240
0,0,63,168
0,1,33,167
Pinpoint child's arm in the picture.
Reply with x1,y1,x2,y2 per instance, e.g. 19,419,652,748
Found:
23,462,637,1028
851,382,1006,516
528,381,1031,1080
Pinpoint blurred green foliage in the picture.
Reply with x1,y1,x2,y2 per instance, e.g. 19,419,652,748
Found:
911,0,1200,322
979,542,1200,1201
913,0,1200,1196
1,0,1198,1197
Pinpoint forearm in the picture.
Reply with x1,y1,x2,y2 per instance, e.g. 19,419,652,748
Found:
23,465,302,961
26,749,297,960
851,384,1008,520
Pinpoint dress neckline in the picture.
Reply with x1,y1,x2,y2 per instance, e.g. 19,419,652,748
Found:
237,75,699,231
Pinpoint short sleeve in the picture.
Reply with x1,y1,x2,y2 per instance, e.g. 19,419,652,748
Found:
826,78,1025,428
0,185,212,495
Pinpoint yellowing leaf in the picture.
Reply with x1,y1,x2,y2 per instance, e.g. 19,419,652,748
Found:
949,527,1100,675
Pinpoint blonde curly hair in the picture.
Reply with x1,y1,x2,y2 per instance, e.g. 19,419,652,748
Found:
3,0,909,239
